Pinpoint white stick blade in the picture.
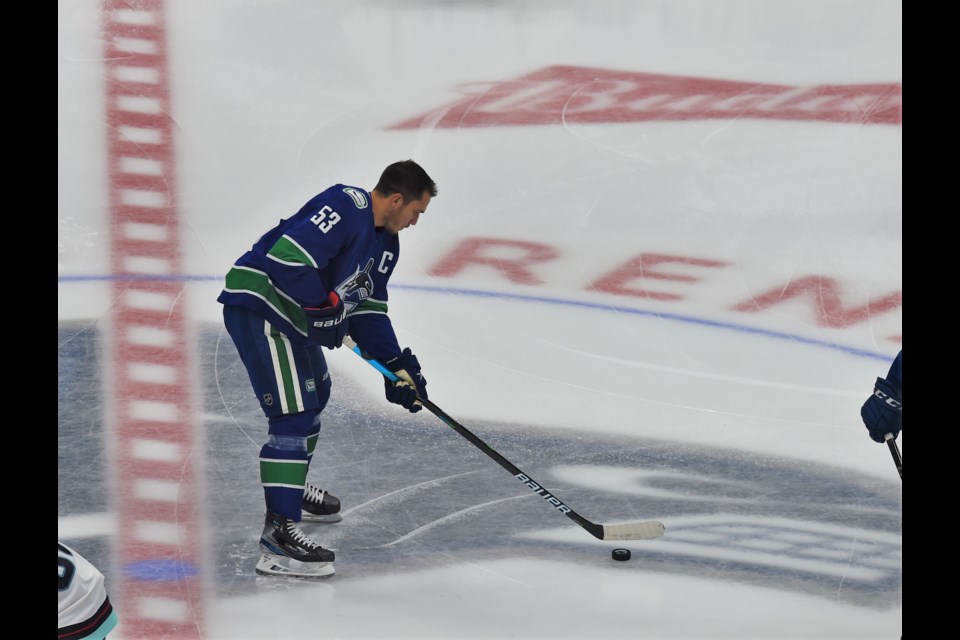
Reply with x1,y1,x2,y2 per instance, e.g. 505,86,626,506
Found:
602,521,665,541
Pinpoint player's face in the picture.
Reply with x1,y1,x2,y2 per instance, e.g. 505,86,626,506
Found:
384,191,431,234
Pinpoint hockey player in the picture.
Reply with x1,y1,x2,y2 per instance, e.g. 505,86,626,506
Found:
58,542,118,639
861,350,902,443
218,160,436,578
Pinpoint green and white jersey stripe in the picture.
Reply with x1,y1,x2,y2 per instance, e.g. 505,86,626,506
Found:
223,266,309,336
349,297,389,316
267,235,319,268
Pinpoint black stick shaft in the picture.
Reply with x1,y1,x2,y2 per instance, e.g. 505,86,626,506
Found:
417,396,605,538
347,340,604,538
884,433,902,480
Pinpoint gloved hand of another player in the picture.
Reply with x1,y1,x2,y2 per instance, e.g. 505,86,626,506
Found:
303,292,348,349
860,377,902,443
383,347,427,413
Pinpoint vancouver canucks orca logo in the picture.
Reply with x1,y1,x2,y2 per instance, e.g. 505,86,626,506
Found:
335,258,375,312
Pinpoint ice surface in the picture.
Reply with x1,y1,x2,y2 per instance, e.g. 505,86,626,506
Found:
59,1,901,638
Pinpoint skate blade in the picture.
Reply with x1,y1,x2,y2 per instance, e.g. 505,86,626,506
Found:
300,512,343,524
256,553,335,578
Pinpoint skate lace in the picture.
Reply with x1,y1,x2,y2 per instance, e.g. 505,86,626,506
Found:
304,483,327,504
285,522,321,550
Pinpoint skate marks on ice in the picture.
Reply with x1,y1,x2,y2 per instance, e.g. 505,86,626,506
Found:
210,404,906,607
59,326,901,606
219,326,902,606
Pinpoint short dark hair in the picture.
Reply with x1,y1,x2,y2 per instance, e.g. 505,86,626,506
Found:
374,160,437,202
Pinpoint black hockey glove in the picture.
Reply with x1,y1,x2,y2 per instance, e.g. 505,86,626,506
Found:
384,348,427,413
304,292,348,349
860,377,902,443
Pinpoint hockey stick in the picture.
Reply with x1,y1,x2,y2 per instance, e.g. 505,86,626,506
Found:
343,336,665,541
884,432,902,480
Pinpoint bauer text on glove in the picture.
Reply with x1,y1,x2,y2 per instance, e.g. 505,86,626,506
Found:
303,292,348,349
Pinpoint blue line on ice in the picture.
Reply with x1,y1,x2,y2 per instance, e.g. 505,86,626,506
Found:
58,275,894,361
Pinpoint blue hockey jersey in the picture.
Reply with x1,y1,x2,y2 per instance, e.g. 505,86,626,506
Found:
217,184,403,360
886,350,902,393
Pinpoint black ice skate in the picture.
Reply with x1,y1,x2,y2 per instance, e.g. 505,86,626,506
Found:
301,482,342,523
256,511,335,578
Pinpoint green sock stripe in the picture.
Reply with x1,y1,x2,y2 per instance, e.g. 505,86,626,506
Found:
260,459,308,486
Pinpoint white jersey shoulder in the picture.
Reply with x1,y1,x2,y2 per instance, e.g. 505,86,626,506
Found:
59,542,116,638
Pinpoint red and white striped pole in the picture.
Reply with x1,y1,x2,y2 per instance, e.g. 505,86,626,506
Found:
101,1,205,637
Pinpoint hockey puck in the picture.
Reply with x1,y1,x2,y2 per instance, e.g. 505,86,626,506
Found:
611,548,631,561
